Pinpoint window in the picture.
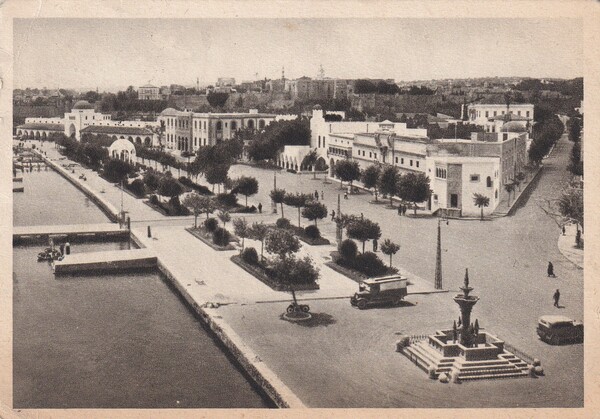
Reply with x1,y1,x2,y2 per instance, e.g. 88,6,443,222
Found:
493,111,497,116
485,111,489,117
410,160,413,166
526,111,530,118
503,133,508,141
225,123,228,128
486,176,492,187
470,174,480,182
216,121,222,130
433,194,438,201
195,121,197,129
231,121,237,131
369,152,372,158
374,153,377,159
517,111,521,116
435,167,447,179
395,157,398,164
401,158,404,164
416,161,420,168
203,121,206,129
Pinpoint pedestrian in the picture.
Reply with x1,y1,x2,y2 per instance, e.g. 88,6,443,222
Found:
562,225,566,236
331,209,336,221
315,190,319,200
547,261,555,278
373,239,378,252
321,191,324,200
361,212,364,219
553,289,560,307
258,202,262,214
403,205,407,216
344,192,348,200
398,206,402,216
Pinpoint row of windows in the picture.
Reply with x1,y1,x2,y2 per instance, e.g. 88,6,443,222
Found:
483,110,530,118
394,156,419,168
167,118,266,131
435,167,447,179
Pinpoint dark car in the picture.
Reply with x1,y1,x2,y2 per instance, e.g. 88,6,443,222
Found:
537,315,583,345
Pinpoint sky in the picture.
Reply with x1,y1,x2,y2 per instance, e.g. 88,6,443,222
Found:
13,18,582,91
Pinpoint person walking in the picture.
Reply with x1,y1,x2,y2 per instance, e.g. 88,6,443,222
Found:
562,225,566,236
547,261,555,278
321,190,324,200
398,206,402,216
344,192,348,200
258,202,262,214
553,289,560,307
402,205,407,216
331,209,336,221
315,190,319,200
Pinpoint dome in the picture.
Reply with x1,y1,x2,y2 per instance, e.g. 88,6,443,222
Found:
312,104,322,110
501,121,527,133
72,100,94,110
160,107,180,116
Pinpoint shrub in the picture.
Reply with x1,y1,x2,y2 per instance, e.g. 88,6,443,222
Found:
168,196,190,215
276,218,291,229
354,252,388,277
212,227,231,246
216,193,238,208
204,217,219,232
179,177,212,195
241,247,259,265
148,194,159,205
304,225,321,239
127,179,146,197
340,239,358,260
235,205,257,214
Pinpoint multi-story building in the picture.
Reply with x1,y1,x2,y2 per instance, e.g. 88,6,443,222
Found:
159,108,277,153
16,100,159,146
216,77,236,87
138,84,161,101
464,103,534,133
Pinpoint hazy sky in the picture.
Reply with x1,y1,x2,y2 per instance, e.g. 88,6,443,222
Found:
13,18,582,91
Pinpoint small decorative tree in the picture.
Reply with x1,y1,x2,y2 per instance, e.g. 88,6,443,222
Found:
233,176,259,207
378,165,401,207
182,192,205,228
301,201,328,227
397,172,431,215
157,176,184,203
270,188,286,218
346,218,382,253
233,218,249,251
198,196,216,220
284,192,312,228
249,222,270,260
217,209,231,229
265,228,301,263
380,239,400,267
334,159,361,191
362,164,381,201
472,193,490,221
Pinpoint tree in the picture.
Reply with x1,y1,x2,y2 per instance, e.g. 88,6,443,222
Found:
265,228,301,261
559,188,583,231
346,218,382,253
378,165,401,206
233,176,259,207
269,255,319,287
157,176,184,201
301,201,328,227
380,239,400,267
504,182,515,207
270,188,286,218
284,192,312,228
362,165,381,201
143,171,160,191
207,92,229,108
103,159,133,183
217,209,231,229
249,222,270,260
515,172,526,190
233,218,249,251
197,195,216,219
183,192,205,228
334,160,361,190
301,149,319,178
472,193,490,221
397,172,431,214
205,163,230,193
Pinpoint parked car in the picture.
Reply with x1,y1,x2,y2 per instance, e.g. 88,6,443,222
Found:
537,315,583,345
350,275,408,309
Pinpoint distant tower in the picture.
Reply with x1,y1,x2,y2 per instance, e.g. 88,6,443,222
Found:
318,64,325,80
196,77,199,91
281,66,285,80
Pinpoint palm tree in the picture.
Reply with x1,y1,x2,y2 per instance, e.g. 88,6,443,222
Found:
217,209,231,229
504,183,515,207
473,193,490,221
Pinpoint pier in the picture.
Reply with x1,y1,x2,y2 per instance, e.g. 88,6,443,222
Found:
53,248,157,274
13,223,129,245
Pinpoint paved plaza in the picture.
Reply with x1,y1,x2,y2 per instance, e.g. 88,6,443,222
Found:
27,134,583,407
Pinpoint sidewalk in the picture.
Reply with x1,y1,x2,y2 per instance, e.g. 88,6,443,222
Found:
557,223,583,269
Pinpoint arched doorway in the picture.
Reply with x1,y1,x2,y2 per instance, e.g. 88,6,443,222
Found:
231,121,237,131
247,119,254,130
68,124,76,137
135,137,142,145
259,119,265,129
216,121,222,131
144,137,151,146
127,136,134,143
42,132,47,140
35,132,40,139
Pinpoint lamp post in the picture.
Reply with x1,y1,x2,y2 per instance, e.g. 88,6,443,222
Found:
272,170,278,214
434,218,443,290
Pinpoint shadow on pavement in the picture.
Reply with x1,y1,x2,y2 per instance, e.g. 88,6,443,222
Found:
280,312,337,327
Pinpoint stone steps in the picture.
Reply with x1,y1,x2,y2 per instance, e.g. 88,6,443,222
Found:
459,370,530,381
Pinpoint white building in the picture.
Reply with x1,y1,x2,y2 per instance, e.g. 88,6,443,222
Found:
464,103,534,133
138,84,161,100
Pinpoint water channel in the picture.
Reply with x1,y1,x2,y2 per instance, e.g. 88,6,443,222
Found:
13,167,272,408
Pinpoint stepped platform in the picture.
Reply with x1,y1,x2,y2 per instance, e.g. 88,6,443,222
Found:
53,248,157,274
14,223,129,245
399,331,533,382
